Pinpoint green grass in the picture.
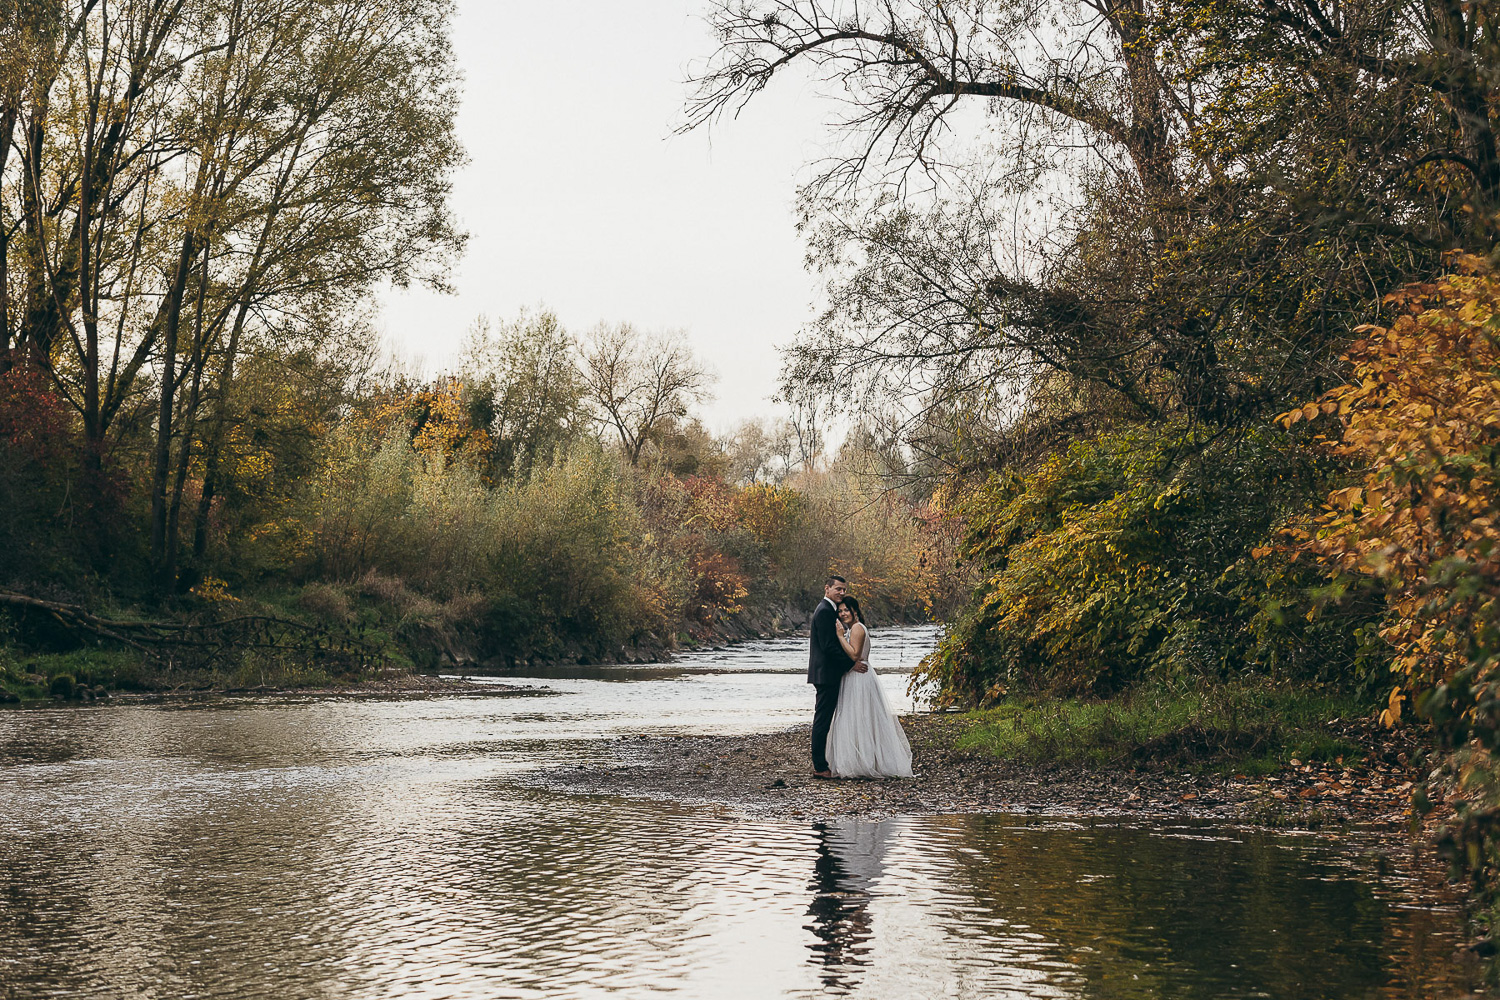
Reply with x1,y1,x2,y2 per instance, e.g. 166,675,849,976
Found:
951,683,1368,773
0,648,150,700
0,643,376,702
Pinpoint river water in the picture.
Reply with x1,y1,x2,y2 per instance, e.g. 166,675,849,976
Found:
0,626,1481,998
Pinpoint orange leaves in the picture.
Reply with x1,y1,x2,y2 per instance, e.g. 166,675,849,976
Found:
1284,269,1500,725
686,548,749,622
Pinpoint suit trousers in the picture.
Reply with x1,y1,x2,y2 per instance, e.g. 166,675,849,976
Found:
811,679,842,772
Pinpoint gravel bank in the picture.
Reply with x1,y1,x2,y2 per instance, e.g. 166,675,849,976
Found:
522,713,1421,828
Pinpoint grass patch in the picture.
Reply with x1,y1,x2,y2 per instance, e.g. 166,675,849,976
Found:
951,683,1368,772
0,642,389,702
0,647,150,701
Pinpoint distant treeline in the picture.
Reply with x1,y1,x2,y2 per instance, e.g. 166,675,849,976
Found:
0,307,967,667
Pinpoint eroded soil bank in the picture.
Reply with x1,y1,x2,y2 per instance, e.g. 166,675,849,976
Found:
523,713,1424,828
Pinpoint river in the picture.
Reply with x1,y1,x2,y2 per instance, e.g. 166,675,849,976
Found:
0,626,1480,998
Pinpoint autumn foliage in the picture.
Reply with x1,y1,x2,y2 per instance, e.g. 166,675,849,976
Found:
1271,266,1500,916
915,419,1357,707
1282,265,1500,736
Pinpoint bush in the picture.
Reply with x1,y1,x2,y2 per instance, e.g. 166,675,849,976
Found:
1280,267,1500,925
916,421,1382,705
477,452,675,658
0,365,123,585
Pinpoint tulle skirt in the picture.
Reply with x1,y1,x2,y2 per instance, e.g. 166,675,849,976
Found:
826,666,914,778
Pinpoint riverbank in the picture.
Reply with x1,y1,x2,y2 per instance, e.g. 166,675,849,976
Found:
0,667,539,705
522,712,1425,829
0,594,829,704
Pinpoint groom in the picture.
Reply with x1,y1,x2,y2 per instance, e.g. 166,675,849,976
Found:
808,574,868,778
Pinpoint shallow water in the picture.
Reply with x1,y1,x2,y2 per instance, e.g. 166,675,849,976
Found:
0,627,1481,998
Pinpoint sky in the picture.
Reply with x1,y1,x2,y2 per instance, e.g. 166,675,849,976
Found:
376,1,835,430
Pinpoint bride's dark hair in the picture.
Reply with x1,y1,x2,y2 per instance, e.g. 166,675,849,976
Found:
839,596,865,624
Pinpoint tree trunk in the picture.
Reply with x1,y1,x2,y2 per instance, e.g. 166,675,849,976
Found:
166,242,214,584
0,103,15,360
149,230,197,592
192,297,251,562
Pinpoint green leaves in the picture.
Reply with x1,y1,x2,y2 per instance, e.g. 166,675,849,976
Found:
915,420,1373,705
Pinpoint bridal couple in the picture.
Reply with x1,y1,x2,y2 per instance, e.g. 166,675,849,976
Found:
808,575,913,779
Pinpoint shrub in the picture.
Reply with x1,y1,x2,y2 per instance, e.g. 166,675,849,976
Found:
916,421,1377,705
1282,265,1500,735
1280,266,1500,922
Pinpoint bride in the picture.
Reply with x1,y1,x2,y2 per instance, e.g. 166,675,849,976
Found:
826,597,913,779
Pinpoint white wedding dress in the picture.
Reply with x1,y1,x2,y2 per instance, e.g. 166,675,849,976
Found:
826,626,914,778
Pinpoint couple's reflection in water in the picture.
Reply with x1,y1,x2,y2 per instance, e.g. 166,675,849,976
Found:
804,819,893,993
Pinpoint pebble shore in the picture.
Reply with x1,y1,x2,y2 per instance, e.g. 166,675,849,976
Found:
523,713,1423,828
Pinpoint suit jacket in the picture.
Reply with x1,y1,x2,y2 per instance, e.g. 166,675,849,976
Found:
807,597,855,686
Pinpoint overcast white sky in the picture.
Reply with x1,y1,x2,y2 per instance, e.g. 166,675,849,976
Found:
376,1,835,430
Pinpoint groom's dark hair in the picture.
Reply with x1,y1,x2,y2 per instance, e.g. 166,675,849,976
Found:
825,574,847,587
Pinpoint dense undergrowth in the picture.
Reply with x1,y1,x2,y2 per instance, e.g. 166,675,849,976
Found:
915,421,1387,704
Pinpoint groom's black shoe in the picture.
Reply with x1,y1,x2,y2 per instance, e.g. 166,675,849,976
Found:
812,770,834,779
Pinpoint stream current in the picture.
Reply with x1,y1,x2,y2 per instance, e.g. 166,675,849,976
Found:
0,626,1482,998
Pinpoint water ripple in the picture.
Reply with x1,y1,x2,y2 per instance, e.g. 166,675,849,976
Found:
0,626,1480,998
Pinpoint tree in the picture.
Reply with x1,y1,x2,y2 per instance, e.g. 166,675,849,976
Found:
461,310,585,479
687,0,1492,439
577,323,715,466
1,0,465,589
724,418,780,484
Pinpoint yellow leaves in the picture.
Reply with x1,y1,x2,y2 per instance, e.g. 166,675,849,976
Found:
1288,268,1500,720
1328,487,1363,511
375,377,494,473
1279,401,1326,427
190,576,240,603
1379,686,1405,728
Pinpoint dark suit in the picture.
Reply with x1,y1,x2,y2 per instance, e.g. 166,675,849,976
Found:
808,597,855,771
